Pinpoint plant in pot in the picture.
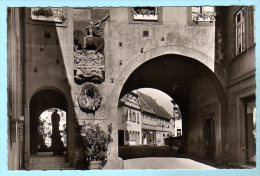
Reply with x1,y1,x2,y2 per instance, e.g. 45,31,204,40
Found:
80,122,113,169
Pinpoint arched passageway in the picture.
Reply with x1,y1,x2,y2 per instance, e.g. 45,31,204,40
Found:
117,54,225,164
29,89,67,156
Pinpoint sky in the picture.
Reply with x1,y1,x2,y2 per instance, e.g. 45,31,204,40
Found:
137,88,174,116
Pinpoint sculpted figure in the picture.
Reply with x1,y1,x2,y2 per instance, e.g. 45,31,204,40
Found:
51,110,64,155
83,13,109,54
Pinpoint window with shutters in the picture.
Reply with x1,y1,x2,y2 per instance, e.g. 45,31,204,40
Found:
235,7,246,55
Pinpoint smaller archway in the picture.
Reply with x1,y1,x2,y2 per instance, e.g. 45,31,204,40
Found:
29,89,67,156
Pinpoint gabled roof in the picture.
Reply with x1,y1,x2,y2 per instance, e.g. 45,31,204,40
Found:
138,95,156,115
138,92,172,120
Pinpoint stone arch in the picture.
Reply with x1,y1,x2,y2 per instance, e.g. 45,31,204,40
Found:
111,45,218,106
29,86,68,105
109,46,227,165
29,88,68,155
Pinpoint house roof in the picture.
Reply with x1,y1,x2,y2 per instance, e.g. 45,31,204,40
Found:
138,95,156,115
138,92,172,120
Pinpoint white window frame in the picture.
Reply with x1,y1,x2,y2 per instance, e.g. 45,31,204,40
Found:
192,6,215,23
132,7,159,21
235,7,246,55
31,8,65,23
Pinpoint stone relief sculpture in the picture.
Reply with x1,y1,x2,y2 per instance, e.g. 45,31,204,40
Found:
74,50,105,84
74,12,109,84
78,83,102,114
74,10,109,114
84,18,107,54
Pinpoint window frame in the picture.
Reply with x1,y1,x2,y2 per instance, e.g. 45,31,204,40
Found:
128,7,163,24
131,7,159,21
235,7,246,55
189,6,216,25
31,8,66,23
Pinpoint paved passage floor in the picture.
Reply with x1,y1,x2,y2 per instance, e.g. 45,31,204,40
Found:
124,157,216,169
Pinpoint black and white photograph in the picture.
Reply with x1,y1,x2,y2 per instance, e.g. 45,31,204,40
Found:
7,6,256,170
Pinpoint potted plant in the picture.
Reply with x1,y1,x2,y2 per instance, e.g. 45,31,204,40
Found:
79,122,113,169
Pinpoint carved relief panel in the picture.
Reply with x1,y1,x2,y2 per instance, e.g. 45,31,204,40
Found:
73,8,110,114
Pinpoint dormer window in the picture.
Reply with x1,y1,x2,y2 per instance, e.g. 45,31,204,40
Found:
192,6,216,24
131,7,159,21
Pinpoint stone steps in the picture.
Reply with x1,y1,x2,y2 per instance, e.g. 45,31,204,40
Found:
30,156,67,163
29,156,71,170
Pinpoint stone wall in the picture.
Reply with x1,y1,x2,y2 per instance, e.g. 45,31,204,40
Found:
221,6,256,165
187,76,222,163
24,7,75,167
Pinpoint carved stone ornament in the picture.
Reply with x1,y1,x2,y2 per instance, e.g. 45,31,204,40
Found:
78,83,102,114
74,50,105,84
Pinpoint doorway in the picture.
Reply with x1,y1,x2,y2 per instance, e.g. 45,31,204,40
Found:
204,116,215,161
244,96,256,165
118,130,124,146
29,89,68,157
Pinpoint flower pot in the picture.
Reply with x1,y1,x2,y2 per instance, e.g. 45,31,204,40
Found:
88,160,102,170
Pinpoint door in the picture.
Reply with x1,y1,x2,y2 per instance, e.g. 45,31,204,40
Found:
204,117,215,161
118,130,124,146
28,89,68,169
244,96,256,165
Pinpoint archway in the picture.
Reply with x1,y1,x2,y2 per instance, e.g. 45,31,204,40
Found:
29,89,67,156
116,54,225,165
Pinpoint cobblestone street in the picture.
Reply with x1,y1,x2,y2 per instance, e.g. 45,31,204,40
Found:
123,157,216,169
119,146,215,169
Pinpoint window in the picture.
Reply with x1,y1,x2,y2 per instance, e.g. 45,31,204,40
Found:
131,7,159,21
124,109,127,121
235,7,246,55
177,129,182,136
129,131,132,141
31,8,66,23
129,110,132,121
143,31,149,37
125,130,129,141
125,109,129,121
191,6,215,24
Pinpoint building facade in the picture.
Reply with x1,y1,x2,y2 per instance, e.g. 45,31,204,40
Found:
119,92,142,146
215,6,256,167
119,91,175,146
7,6,255,170
171,100,182,137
